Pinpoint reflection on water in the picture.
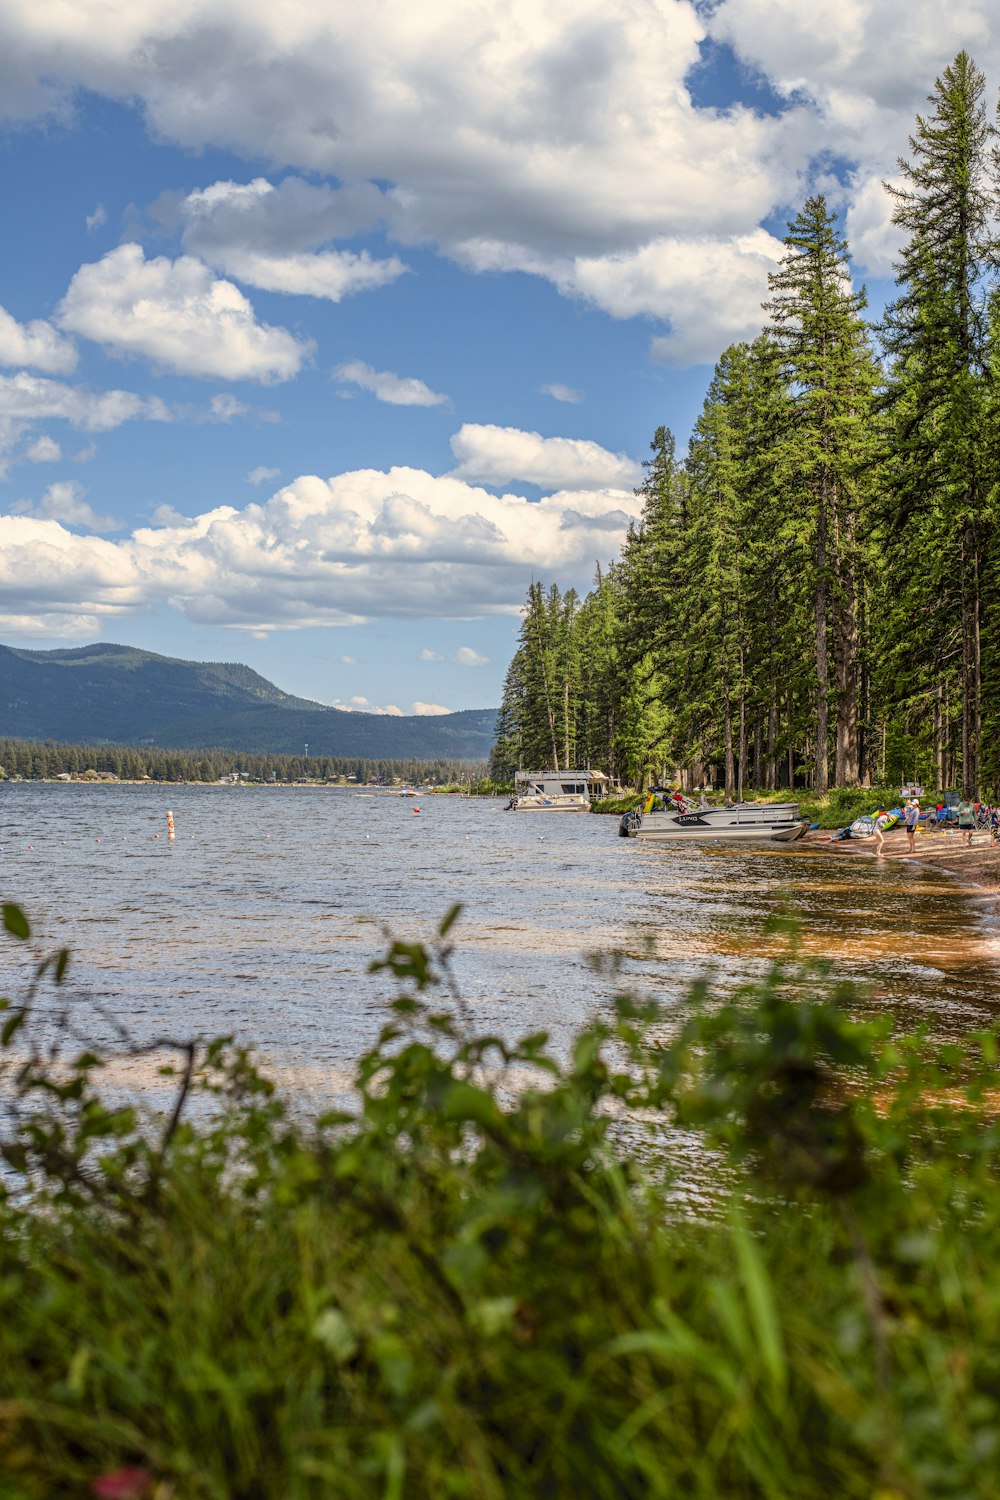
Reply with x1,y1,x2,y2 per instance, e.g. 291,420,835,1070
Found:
1,785,997,1082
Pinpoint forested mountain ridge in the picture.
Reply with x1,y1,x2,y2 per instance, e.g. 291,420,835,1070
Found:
0,643,497,759
491,53,1000,800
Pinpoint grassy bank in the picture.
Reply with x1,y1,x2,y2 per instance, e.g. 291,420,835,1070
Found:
2,904,999,1497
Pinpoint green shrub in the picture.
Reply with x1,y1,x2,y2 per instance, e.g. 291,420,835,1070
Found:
590,794,641,815
1,903,999,1497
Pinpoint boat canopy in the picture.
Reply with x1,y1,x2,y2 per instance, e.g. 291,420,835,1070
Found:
515,769,609,796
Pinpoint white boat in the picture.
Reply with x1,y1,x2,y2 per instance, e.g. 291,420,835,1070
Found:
619,788,809,842
505,769,610,812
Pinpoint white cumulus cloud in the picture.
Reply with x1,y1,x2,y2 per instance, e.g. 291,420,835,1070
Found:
708,0,1000,275
0,0,818,364
0,457,643,636
177,179,407,300
541,382,583,404
217,248,406,301
25,434,62,463
4,0,979,356
450,423,641,491
412,702,451,716
455,647,489,666
334,361,449,407
0,371,168,431
0,304,77,374
58,244,312,382
332,695,405,715
8,479,120,532
248,465,280,486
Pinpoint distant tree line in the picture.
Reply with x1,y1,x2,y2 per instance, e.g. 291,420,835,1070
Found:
492,53,1000,798
0,738,486,786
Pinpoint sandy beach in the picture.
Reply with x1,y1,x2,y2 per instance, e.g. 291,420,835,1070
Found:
804,826,1000,916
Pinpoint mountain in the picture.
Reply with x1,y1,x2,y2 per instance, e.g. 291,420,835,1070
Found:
0,643,497,759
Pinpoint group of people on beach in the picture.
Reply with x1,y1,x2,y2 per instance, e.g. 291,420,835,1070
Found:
872,797,991,857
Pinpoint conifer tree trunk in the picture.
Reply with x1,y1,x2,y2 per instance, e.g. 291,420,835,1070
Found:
737,687,747,801
723,673,735,800
960,530,980,796
814,478,830,793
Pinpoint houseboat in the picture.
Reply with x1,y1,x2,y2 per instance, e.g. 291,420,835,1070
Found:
505,769,611,812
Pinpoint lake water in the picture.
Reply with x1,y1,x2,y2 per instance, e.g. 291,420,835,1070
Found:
2,784,998,1102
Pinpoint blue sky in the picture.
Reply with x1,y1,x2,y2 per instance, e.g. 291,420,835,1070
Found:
0,1,991,715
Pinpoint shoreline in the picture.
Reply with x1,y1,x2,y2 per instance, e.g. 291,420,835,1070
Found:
803,827,1000,920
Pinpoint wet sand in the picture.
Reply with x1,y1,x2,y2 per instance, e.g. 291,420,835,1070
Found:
804,827,1000,915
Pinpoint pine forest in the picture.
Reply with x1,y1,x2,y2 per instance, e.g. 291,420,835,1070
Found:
491,53,1000,800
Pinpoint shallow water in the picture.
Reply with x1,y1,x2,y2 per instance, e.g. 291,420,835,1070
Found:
1,784,997,1093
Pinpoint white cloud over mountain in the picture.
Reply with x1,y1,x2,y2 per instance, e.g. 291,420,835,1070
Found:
0,460,642,635
58,245,312,382
5,0,986,363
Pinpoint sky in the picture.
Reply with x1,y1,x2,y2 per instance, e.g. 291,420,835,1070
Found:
0,0,997,716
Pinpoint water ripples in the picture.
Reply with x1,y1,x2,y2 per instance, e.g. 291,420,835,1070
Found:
1,784,997,1079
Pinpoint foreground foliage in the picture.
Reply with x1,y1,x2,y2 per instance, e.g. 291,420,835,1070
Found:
1,902,999,1497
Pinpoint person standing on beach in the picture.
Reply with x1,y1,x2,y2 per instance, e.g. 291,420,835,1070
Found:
957,797,976,846
904,798,920,854
873,811,890,858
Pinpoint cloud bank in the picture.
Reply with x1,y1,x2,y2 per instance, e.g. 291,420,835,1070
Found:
5,0,981,362
0,457,642,636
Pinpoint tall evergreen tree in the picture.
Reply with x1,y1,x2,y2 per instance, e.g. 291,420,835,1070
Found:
881,50,995,794
765,195,875,790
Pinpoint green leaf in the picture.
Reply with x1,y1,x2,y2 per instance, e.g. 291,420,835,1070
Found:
438,902,462,938
439,1079,499,1127
469,1296,517,1337
313,1307,358,1363
1,1010,25,1046
731,1209,786,1397
2,904,30,941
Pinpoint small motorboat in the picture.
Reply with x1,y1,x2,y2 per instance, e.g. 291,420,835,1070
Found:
619,787,809,843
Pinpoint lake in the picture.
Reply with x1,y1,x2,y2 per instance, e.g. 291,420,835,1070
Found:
2,784,997,1103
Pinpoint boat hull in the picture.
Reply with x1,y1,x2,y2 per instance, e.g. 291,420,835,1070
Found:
620,803,808,842
509,795,590,812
